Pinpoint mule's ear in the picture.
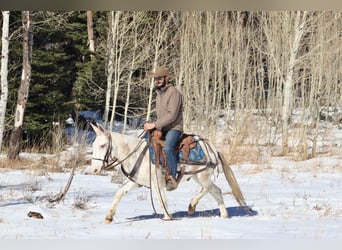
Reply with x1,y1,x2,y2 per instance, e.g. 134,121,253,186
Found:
97,123,106,132
90,123,104,136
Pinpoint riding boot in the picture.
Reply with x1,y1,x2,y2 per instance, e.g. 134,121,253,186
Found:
165,175,178,191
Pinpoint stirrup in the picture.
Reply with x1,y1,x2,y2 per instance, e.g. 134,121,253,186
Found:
175,166,185,184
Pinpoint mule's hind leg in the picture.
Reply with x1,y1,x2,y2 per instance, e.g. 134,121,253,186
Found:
207,182,228,218
189,175,228,218
188,175,211,215
105,179,139,224
188,186,209,216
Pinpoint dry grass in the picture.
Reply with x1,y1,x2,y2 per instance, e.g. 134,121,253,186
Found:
0,144,89,173
22,179,42,203
72,190,93,210
0,157,63,172
218,143,267,166
0,122,91,173
242,164,273,175
0,158,40,170
217,119,341,166
211,109,342,170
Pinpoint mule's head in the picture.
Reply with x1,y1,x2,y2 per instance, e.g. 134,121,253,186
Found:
90,123,111,173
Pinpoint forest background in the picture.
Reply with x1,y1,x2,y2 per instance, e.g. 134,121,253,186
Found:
0,11,341,162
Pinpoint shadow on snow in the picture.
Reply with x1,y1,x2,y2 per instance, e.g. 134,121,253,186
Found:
124,206,257,222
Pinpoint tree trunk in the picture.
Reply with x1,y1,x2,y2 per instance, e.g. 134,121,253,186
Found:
281,11,307,155
122,15,138,134
0,11,10,152
146,12,171,122
86,11,95,56
104,11,120,128
8,11,33,160
108,12,123,132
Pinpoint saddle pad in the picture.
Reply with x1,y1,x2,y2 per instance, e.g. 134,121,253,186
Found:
145,133,205,164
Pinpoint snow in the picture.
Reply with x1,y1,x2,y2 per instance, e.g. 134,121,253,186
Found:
1,121,342,239
1,155,341,239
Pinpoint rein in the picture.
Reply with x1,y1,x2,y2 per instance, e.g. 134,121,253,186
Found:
147,130,172,219
92,131,146,172
93,131,219,177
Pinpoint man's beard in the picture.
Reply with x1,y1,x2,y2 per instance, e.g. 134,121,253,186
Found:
155,79,167,90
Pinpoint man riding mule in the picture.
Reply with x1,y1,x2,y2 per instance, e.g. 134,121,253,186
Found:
90,122,249,223
144,66,184,191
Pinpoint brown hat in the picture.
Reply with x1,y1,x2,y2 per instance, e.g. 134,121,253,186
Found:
147,66,175,78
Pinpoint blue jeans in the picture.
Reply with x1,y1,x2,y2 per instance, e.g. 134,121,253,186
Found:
163,130,182,179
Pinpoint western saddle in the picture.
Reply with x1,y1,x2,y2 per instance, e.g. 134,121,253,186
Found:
150,129,198,189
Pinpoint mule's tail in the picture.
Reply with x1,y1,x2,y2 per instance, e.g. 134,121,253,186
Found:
218,151,247,207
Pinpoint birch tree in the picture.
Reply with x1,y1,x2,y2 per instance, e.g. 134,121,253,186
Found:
281,11,308,154
259,11,308,155
86,11,95,57
0,11,10,152
103,11,119,127
178,12,253,140
307,12,342,157
122,13,140,133
146,11,173,122
108,12,127,132
8,11,33,160
103,11,123,131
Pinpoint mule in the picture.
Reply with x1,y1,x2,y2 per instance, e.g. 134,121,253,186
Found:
90,123,248,223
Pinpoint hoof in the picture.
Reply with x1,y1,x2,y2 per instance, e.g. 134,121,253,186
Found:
219,206,229,218
188,203,196,216
104,217,113,224
162,216,173,221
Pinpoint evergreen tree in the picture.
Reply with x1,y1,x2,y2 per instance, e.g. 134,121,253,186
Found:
4,11,108,149
65,11,107,113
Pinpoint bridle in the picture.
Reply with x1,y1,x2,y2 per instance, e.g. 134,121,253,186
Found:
91,134,118,171
91,131,146,172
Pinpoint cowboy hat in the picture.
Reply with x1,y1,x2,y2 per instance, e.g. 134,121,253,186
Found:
147,66,175,78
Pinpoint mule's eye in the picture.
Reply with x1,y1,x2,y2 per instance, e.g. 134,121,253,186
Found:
100,144,107,149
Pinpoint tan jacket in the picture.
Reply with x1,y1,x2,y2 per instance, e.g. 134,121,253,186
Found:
154,85,183,133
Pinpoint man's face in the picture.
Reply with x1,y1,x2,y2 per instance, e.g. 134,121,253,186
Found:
154,76,167,89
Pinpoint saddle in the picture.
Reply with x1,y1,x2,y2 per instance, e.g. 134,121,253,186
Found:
148,130,205,190
151,130,197,170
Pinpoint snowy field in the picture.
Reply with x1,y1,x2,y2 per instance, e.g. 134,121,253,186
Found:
1,113,342,240
1,147,342,239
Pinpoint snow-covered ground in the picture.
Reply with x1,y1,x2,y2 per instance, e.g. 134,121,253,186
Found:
1,152,341,238
1,115,342,239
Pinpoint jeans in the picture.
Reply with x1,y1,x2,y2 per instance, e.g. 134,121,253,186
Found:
163,130,182,179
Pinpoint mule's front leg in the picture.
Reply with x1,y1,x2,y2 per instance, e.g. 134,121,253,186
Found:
105,180,139,224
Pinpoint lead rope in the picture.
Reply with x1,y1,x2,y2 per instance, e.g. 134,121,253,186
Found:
147,130,173,220
147,131,158,215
